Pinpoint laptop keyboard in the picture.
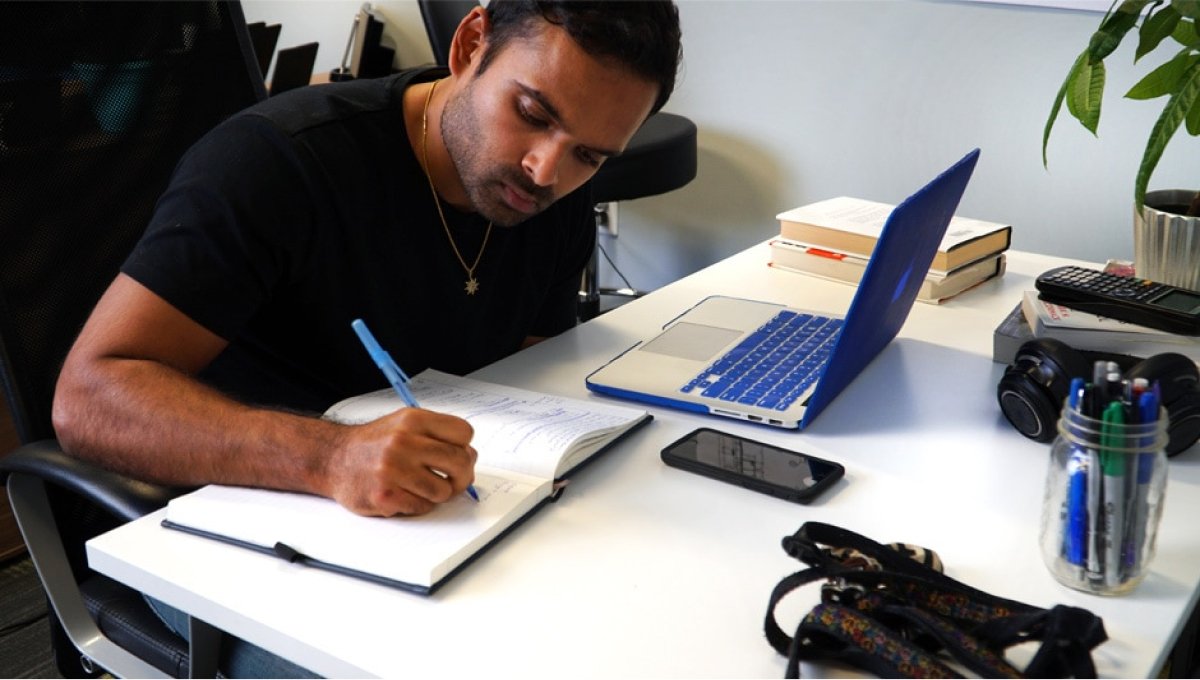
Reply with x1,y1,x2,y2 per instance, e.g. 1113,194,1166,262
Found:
679,311,843,411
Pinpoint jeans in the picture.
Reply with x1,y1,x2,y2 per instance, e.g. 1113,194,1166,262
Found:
146,595,320,678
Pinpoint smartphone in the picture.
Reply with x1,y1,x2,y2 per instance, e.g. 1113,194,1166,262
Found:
660,428,845,504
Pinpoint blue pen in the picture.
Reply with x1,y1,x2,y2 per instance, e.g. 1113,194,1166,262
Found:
1064,447,1088,568
352,319,418,407
351,319,479,502
1128,390,1159,568
1067,377,1085,413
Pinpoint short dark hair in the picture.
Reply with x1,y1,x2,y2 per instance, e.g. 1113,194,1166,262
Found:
477,0,682,114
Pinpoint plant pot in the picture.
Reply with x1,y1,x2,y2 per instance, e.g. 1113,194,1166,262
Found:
1134,190,1200,291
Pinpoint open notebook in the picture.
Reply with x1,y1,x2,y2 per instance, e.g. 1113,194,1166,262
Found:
586,149,980,429
161,371,651,594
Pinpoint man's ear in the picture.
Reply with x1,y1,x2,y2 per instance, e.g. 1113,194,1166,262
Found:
447,6,489,75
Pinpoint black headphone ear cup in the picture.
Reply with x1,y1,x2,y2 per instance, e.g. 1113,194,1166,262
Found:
1164,391,1200,456
1030,337,1093,384
997,338,1090,442
1125,353,1200,403
1126,353,1200,456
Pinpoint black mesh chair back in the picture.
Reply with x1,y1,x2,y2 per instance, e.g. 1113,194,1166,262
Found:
0,1,265,444
418,0,476,65
0,2,266,676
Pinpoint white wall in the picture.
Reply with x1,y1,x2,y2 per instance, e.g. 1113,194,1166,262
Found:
242,0,1197,293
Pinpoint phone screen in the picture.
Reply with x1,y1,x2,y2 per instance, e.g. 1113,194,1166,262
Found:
661,428,844,502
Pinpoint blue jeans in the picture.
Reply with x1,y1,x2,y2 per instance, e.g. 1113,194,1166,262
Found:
146,595,320,678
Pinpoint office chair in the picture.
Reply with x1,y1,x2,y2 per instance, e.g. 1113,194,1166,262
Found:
416,0,698,321
0,2,266,676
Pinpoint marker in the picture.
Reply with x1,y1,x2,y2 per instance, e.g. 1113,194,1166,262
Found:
1101,400,1126,586
1090,361,1109,417
351,319,479,502
1080,371,1107,578
1085,441,1103,578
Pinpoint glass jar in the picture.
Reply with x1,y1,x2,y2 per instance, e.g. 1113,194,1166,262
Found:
1039,402,1168,596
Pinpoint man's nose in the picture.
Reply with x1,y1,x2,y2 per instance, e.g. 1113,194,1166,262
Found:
522,139,567,188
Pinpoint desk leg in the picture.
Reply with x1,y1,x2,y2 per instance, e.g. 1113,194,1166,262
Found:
187,616,222,678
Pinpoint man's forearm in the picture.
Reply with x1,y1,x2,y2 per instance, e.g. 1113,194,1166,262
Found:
52,356,341,496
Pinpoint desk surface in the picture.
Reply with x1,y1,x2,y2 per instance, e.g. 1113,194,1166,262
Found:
87,243,1200,678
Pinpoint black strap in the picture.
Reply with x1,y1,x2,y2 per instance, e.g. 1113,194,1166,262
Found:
764,566,828,656
766,522,1107,678
786,523,1036,617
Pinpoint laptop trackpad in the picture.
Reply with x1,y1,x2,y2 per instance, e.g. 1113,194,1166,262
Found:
639,322,742,362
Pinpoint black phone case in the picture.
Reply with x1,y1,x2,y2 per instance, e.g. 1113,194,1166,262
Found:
660,428,844,504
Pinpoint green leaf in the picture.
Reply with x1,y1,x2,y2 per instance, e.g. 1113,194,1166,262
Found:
1187,88,1200,134
1172,0,1200,20
1137,5,1181,59
1091,1,1151,60
1135,60,1200,207
1067,57,1106,133
1126,53,1200,98
1044,52,1089,166
1172,17,1200,46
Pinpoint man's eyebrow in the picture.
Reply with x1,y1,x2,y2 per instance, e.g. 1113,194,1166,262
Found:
516,83,622,158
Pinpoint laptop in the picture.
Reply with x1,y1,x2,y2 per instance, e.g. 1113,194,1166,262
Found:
585,148,980,429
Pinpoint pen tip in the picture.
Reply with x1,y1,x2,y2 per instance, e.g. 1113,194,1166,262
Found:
467,484,480,502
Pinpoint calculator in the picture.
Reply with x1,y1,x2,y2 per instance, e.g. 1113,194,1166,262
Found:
1035,265,1200,336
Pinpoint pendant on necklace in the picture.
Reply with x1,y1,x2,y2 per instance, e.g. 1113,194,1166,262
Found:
465,277,480,295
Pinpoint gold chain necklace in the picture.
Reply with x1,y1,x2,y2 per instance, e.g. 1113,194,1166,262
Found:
422,79,492,296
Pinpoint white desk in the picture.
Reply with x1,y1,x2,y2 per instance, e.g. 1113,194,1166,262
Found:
87,243,1200,678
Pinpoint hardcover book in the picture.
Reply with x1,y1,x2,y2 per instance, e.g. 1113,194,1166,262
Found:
776,196,1011,272
769,238,1006,304
161,370,651,594
1021,290,1200,362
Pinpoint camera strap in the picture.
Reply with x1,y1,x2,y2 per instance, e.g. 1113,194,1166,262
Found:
764,522,1107,678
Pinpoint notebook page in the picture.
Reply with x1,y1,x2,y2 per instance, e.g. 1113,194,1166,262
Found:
325,371,645,480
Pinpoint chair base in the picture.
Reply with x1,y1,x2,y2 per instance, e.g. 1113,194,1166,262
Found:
579,203,642,321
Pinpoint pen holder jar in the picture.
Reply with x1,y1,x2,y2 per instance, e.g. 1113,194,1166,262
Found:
1040,405,1168,596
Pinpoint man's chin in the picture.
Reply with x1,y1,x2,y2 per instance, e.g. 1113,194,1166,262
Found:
478,201,544,227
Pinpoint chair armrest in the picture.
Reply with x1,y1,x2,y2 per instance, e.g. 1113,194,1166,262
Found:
0,440,185,522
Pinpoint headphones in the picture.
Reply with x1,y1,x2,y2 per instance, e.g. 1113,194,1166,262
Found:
997,337,1200,456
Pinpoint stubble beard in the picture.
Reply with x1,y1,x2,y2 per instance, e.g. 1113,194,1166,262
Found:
440,81,553,227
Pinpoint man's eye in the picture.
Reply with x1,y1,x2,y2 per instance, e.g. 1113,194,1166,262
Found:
576,149,601,168
518,104,548,128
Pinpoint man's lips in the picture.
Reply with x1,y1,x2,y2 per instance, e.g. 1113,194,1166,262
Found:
502,183,538,215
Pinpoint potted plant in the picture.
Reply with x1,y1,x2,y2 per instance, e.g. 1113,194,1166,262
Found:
1043,0,1200,289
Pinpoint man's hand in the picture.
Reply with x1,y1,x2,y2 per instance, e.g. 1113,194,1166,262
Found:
324,407,477,517
54,274,479,519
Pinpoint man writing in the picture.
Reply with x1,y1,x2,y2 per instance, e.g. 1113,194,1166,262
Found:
53,1,682,523
53,1,681,675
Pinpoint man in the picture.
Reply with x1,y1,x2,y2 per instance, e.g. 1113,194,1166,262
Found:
54,1,681,516
52,2,681,675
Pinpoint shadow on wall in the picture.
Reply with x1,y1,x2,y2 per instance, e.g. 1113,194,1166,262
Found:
601,128,789,292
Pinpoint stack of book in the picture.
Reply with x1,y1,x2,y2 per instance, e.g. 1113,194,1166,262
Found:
1018,290,1200,363
770,196,1012,304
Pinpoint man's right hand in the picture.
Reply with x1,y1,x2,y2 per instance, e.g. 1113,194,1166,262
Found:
53,274,478,519
323,407,478,517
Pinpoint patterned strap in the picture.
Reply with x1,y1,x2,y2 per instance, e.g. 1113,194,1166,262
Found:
880,603,1022,678
789,603,963,679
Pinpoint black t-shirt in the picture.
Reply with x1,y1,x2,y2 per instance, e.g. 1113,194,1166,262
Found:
122,68,594,413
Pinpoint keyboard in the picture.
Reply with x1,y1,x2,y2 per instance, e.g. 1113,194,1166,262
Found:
679,310,843,411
